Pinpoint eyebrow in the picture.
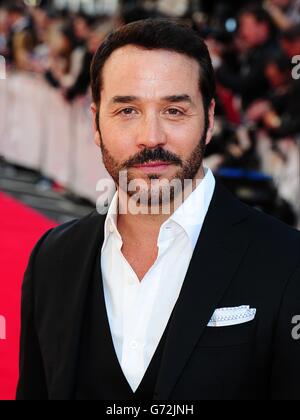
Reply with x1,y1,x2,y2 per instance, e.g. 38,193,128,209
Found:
109,94,194,106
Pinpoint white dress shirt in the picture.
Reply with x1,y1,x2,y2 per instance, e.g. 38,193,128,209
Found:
101,168,216,392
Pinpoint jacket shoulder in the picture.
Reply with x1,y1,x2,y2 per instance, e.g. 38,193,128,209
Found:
244,205,300,263
32,210,106,264
216,180,300,247
248,206,300,241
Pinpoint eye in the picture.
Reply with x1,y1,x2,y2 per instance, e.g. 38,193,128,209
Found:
118,108,137,116
166,108,185,116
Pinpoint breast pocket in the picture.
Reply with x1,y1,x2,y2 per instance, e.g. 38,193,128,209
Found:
172,319,259,399
198,318,258,348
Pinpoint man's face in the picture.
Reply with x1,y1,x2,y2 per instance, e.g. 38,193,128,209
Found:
74,17,90,41
239,14,269,49
91,45,214,203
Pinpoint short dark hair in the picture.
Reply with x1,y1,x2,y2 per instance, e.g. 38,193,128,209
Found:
90,19,216,114
239,5,278,38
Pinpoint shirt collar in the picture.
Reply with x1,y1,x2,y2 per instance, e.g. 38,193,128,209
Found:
102,168,216,251
102,190,119,251
166,167,215,249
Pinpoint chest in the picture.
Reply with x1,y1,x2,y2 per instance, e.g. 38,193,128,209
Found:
121,243,159,282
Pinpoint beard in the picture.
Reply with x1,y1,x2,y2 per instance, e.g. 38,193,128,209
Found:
99,129,207,208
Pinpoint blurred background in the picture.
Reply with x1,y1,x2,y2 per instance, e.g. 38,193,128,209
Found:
0,0,300,225
0,0,299,401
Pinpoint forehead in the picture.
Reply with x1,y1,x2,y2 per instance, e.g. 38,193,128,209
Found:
101,45,200,100
240,14,258,25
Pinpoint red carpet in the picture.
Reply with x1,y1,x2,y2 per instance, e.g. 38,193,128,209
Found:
0,193,57,400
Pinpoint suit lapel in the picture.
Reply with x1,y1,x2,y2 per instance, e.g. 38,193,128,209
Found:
50,212,106,400
155,180,253,400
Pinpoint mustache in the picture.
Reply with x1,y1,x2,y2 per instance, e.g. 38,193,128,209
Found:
121,147,183,169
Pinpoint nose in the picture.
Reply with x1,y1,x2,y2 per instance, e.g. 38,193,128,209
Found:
136,112,167,149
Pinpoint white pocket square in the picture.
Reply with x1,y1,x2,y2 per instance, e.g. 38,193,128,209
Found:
208,306,257,327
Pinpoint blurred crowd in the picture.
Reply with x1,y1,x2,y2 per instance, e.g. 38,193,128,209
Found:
0,1,115,101
0,0,300,225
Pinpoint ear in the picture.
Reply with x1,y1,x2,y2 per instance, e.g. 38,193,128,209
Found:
91,103,101,147
205,99,216,146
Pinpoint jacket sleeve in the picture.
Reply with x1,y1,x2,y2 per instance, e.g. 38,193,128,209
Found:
16,229,54,401
270,263,300,400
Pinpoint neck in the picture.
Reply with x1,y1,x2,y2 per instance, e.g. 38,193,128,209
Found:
117,166,206,243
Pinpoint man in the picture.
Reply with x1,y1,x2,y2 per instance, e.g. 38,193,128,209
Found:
17,19,300,400
6,4,35,70
253,26,300,140
217,6,279,108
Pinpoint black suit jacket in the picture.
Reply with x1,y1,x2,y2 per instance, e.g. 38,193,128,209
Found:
16,180,300,400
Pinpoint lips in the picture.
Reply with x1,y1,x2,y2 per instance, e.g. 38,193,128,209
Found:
133,162,171,168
